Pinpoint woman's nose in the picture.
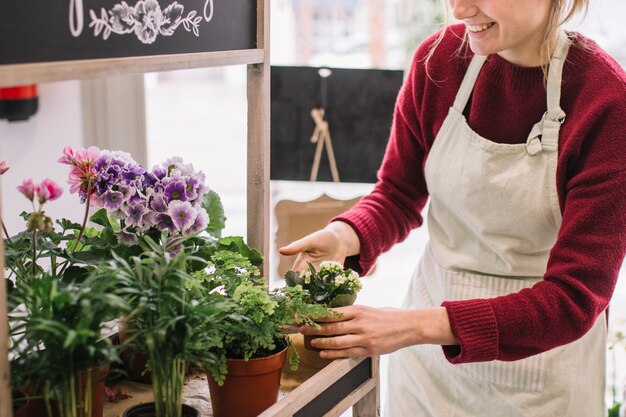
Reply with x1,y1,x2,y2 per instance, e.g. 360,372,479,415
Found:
450,0,479,20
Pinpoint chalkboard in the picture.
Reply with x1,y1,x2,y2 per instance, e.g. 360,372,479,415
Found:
0,0,256,65
270,66,404,184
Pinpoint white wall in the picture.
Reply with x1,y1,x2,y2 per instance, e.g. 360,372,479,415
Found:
0,81,85,236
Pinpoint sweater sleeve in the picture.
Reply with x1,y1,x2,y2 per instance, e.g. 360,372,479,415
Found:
332,42,433,275
442,56,626,363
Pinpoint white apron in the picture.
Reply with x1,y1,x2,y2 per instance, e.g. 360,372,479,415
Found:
386,34,607,417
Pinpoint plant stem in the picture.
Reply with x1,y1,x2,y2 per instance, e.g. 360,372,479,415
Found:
72,181,92,254
2,218,11,242
32,228,37,276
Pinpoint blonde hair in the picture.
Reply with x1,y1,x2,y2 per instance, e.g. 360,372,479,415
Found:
425,0,590,79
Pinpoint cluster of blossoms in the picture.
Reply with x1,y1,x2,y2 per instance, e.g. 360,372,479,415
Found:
58,146,210,244
285,260,362,307
1,159,64,234
17,177,63,232
301,260,362,292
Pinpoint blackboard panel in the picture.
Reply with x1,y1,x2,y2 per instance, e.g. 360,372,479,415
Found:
270,66,404,184
0,0,256,65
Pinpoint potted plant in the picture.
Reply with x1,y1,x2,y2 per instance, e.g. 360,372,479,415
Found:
57,147,227,383
193,246,332,417
284,260,362,351
1,168,125,417
96,233,233,417
9,272,126,417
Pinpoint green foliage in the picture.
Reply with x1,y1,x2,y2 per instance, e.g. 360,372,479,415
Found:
203,190,227,238
608,402,622,417
9,272,127,417
196,246,335,386
285,261,362,307
97,233,232,417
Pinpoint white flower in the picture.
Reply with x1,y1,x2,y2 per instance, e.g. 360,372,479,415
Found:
348,270,360,282
301,269,312,284
319,260,343,274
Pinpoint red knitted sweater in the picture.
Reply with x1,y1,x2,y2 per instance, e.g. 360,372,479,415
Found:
335,24,626,363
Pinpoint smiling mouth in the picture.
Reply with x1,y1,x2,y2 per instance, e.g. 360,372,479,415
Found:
467,22,496,33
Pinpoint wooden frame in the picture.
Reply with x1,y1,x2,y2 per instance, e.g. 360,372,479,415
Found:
0,0,379,415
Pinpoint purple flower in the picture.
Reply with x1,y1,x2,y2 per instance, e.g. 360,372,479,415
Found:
167,200,197,232
121,165,146,183
187,208,209,235
103,190,124,210
155,213,177,233
124,202,149,226
183,176,200,201
150,193,168,213
115,230,139,245
164,180,187,202
151,165,167,180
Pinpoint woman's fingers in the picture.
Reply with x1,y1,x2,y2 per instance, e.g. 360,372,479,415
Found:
310,334,363,350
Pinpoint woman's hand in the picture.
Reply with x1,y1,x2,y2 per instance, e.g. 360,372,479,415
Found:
278,221,360,271
301,305,458,359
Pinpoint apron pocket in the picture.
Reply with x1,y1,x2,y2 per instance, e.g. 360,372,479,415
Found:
417,247,551,393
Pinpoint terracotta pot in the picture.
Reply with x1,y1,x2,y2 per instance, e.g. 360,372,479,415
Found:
303,334,331,352
207,347,287,417
123,403,199,417
290,333,332,370
117,319,151,384
26,364,109,417
12,390,30,417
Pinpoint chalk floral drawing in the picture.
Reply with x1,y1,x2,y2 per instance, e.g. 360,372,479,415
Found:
88,0,209,44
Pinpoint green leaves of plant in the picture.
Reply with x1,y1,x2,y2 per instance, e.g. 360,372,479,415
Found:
203,190,226,238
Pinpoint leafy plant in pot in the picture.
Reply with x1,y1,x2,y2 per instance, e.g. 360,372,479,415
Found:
97,233,233,417
1,166,125,417
193,248,333,417
9,272,126,417
57,147,227,383
284,261,362,352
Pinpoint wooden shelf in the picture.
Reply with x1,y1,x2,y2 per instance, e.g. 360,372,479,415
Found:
104,357,379,417
0,50,264,88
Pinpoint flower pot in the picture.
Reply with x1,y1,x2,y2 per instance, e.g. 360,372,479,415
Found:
122,403,199,417
303,334,333,352
12,390,30,417
118,318,152,384
26,364,109,417
290,333,332,369
207,347,287,417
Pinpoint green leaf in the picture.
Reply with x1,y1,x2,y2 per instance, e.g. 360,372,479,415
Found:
218,236,263,266
89,208,113,229
62,266,91,284
284,270,303,287
203,190,226,238
328,293,357,308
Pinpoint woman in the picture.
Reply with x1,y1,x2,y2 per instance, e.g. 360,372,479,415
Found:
279,0,626,415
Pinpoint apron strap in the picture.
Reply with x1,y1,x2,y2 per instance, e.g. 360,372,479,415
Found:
526,32,571,155
452,54,488,113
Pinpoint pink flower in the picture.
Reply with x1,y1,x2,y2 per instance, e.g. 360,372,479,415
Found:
58,146,101,166
57,146,75,165
36,179,63,204
74,146,101,165
17,179,36,201
0,160,9,175
59,146,101,204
